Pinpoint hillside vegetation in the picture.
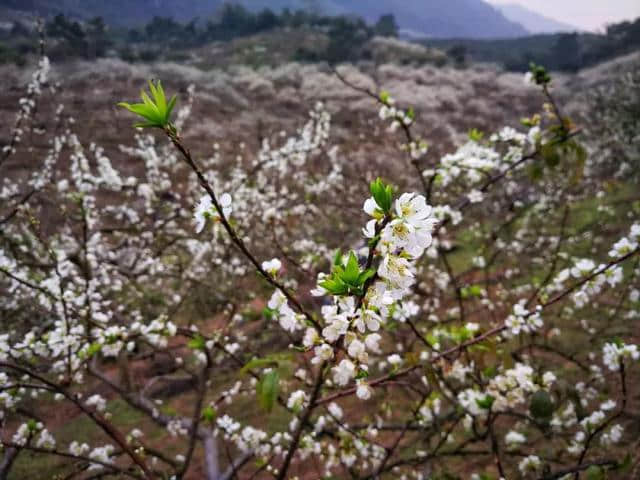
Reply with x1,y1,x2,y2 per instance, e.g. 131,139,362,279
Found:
0,0,527,38
427,18,640,72
1,8,638,74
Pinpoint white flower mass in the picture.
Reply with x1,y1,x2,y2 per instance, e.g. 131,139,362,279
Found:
0,47,638,480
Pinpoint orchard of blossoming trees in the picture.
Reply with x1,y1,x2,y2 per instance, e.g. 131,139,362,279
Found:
0,42,639,480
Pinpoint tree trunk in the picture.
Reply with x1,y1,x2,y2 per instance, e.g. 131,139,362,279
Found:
203,432,220,480
0,447,19,480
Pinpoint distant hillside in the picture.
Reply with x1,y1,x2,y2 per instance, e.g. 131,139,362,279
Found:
495,3,578,34
0,0,528,39
426,16,640,72
236,0,529,38
0,0,217,26
322,0,528,38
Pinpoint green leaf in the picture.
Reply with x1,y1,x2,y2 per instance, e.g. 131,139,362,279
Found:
369,178,393,213
482,366,497,378
461,284,483,299
149,80,166,112
343,251,361,284
476,394,495,410
166,94,177,119
187,335,206,351
529,62,552,85
451,325,472,343
118,80,177,129
383,185,393,211
85,342,102,358
320,277,349,296
406,107,415,120
530,390,554,420
370,177,382,197
333,249,343,266
357,268,376,285
469,128,484,142
257,370,279,412
541,142,561,168
379,90,390,104
323,250,377,296
201,406,217,423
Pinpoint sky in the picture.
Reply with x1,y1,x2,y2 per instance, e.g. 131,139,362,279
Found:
487,0,640,31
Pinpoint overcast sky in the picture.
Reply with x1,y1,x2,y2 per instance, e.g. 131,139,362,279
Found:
487,0,640,31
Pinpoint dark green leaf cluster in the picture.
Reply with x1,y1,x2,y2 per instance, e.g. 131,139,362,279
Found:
529,62,551,86
320,251,375,297
201,405,216,423
187,334,206,351
461,285,483,299
475,394,495,410
118,80,177,129
468,128,484,142
370,178,393,214
529,390,554,422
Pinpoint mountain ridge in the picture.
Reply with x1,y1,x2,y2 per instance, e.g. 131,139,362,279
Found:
494,3,578,33
0,0,528,38
319,0,528,38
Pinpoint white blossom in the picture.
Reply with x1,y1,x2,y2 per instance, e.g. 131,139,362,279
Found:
332,359,356,386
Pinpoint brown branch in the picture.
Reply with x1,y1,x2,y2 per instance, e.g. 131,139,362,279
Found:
164,128,321,333
276,364,326,480
318,246,639,405
0,362,153,479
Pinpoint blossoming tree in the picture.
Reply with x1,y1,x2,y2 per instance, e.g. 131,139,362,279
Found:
0,53,639,480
